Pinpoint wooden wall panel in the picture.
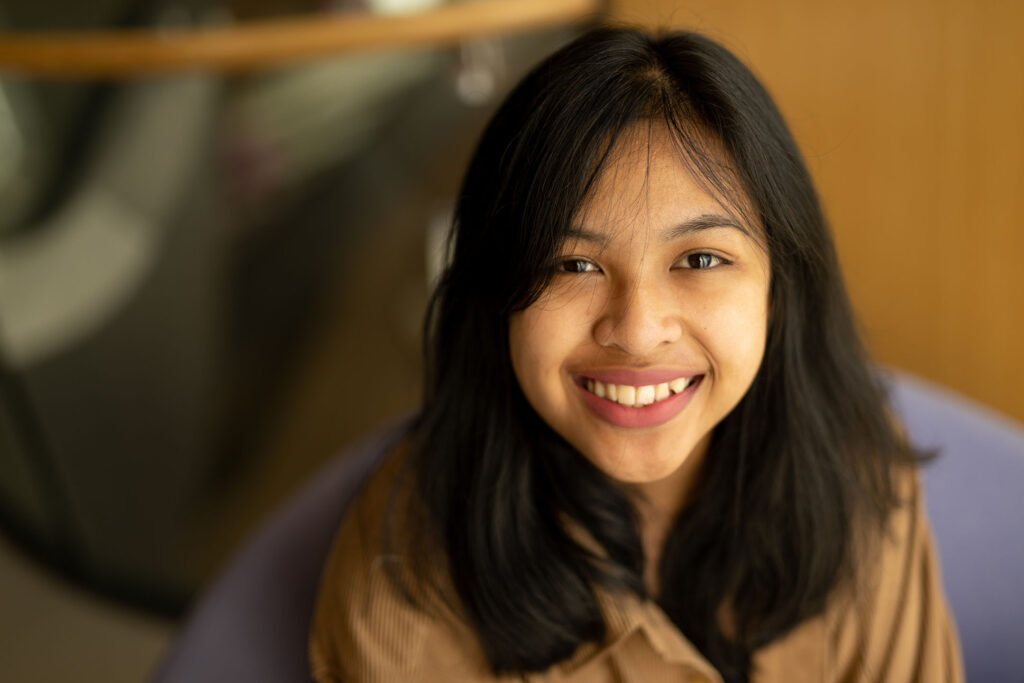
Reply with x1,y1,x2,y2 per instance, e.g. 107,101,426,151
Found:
610,0,1024,422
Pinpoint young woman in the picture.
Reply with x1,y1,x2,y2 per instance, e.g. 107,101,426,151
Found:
311,26,963,682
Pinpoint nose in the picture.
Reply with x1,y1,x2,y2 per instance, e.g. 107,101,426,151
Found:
592,280,684,356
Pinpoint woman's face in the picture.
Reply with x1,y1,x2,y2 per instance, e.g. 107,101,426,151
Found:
509,126,771,501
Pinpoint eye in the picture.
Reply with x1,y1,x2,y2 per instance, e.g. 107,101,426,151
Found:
557,258,601,274
679,252,727,270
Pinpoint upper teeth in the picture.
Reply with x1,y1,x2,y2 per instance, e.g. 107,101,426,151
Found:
584,376,694,407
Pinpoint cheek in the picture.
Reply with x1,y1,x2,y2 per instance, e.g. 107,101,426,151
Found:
508,314,533,392
696,281,770,377
509,310,565,400
509,302,592,421
511,297,591,368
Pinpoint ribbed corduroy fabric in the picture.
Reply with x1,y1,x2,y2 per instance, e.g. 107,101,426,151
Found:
309,449,964,683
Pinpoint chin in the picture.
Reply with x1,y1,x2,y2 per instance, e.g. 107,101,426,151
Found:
575,436,697,485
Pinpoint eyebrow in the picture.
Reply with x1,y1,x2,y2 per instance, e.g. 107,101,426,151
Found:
566,213,750,246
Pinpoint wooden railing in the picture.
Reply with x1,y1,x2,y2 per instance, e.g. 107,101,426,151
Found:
0,0,601,78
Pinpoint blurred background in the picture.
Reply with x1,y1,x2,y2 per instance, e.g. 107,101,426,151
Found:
0,0,1020,680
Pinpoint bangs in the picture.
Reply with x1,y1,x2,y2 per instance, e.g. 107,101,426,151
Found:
517,115,766,313
447,28,780,322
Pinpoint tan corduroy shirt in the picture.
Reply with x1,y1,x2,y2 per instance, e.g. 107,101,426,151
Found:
310,450,964,682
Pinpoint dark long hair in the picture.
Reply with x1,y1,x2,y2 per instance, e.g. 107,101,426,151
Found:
397,26,917,682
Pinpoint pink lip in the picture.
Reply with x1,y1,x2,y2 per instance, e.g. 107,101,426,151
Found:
573,368,700,386
575,375,703,429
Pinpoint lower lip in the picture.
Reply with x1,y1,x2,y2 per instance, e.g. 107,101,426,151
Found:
575,377,702,429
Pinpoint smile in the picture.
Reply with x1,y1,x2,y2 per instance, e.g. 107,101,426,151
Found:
581,376,696,408
573,372,704,429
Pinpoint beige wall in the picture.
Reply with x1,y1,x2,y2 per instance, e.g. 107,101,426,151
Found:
610,0,1024,422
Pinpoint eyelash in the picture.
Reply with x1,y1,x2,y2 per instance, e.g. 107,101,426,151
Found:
555,252,728,274
679,252,727,270
557,258,600,274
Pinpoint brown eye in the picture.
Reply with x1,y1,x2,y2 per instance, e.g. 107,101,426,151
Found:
559,259,599,273
683,253,723,269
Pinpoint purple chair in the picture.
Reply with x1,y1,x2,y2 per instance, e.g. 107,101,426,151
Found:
151,419,410,683
152,373,1024,682
887,372,1024,683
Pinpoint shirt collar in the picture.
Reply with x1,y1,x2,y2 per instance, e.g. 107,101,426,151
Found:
556,586,723,683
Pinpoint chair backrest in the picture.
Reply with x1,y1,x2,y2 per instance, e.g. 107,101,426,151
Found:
153,373,1024,682
151,419,409,683
887,371,1024,682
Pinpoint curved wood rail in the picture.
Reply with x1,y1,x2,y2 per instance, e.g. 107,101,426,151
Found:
0,0,600,78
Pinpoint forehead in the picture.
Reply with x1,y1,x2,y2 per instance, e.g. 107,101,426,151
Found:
575,123,759,242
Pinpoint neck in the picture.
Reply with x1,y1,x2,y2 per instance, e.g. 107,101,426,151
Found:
629,433,711,596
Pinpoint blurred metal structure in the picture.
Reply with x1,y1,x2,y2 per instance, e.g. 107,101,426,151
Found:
0,0,597,613
0,0,600,77
0,71,224,605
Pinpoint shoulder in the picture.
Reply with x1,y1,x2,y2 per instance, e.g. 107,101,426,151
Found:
824,465,964,682
309,444,502,682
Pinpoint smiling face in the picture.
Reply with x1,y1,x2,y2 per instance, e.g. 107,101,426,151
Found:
509,125,771,510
